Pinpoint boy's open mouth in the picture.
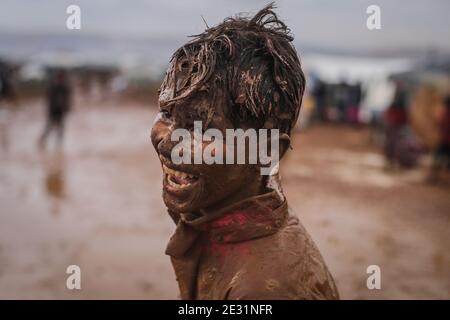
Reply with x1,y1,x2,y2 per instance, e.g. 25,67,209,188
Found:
163,164,199,190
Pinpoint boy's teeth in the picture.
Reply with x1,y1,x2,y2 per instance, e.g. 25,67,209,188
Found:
163,165,197,188
164,165,190,177
175,171,187,178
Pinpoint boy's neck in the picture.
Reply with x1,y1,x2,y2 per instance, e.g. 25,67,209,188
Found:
200,176,269,216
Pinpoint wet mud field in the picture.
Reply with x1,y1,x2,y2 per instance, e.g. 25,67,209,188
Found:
0,101,449,299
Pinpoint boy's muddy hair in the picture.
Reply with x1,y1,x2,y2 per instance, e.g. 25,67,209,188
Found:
160,3,305,135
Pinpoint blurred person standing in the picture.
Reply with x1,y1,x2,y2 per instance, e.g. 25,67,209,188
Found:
0,60,18,151
0,61,18,105
347,82,363,125
312,78,327,121
429,93,450,181
38,70,72,149
334,80,350,122
383,81,409,168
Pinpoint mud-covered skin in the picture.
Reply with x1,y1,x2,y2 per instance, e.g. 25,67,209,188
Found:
165,191,339,299
151,90,266,214
151,4,339,299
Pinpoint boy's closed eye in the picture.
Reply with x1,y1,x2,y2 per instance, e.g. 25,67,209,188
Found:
160,108,172,120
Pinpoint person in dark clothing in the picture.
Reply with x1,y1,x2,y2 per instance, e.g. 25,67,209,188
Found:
347,82,362,125
0,61,19,151
0,61,17,104
334,80,350,122
313,78,327,121
39,70,72,149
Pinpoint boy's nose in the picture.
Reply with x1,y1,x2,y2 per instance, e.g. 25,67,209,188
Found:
150,115,174,152
157,134,181,161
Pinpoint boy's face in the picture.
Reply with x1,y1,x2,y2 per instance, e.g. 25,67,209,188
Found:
151,86,261,214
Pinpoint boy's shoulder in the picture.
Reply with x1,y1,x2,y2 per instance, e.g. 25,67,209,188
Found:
226,214,339,300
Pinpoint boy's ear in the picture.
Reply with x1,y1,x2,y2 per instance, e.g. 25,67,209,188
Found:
279,133,291,160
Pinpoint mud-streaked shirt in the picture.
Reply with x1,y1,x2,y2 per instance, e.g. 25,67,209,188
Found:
165,190,339,300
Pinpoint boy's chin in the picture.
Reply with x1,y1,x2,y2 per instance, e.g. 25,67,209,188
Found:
163,191,201,214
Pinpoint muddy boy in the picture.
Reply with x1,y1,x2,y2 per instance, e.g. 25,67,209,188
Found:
151,4,339,300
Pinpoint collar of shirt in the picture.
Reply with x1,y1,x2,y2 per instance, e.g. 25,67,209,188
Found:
166,190,287,258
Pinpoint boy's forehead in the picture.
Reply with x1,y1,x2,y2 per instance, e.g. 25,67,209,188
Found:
158,51,231,123
159,85,218,115
158,84,176,105
159,70,222,112
158,83,204,107
159,59,197,104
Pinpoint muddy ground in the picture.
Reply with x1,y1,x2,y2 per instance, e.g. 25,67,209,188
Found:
0,100,449,299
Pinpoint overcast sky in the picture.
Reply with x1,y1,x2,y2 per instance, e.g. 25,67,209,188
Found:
0,0,449,51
